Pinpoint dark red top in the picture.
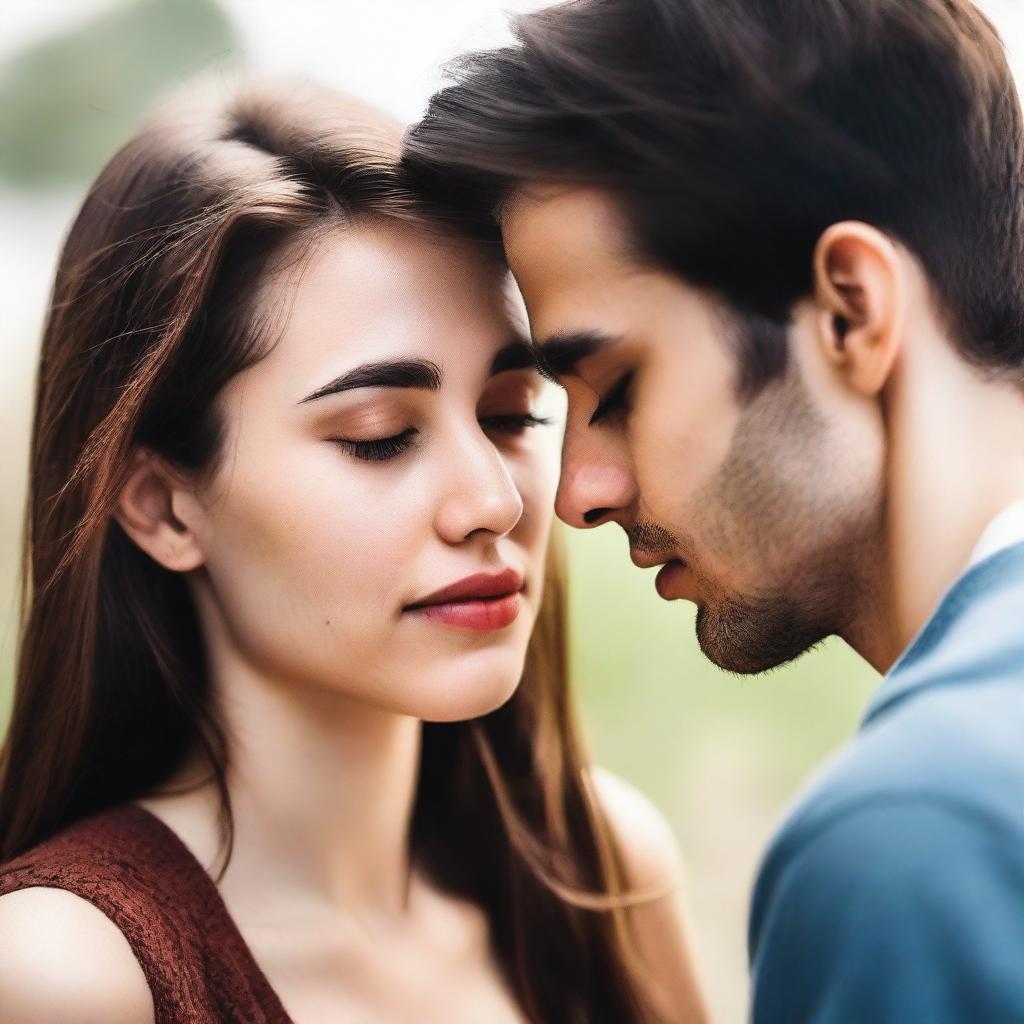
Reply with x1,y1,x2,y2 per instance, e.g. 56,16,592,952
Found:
0,802,294,1024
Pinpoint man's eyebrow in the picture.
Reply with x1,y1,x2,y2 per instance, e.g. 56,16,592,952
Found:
533,331,618,384
298,359,443,404
489,339,543,376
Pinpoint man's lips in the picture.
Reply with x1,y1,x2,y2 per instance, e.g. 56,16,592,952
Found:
628,548,692,601
655,559,688,600
630,548,685,571
404,567,525,633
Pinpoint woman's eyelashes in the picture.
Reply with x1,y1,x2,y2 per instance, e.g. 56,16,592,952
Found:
480,412,555,433
588,370,634,426
333,426,419,463
331,412,555,463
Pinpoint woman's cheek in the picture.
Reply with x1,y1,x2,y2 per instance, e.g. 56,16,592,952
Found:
516,442,561,515
509,482,558,572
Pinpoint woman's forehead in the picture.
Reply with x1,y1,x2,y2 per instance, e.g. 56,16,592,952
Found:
245,221,521,398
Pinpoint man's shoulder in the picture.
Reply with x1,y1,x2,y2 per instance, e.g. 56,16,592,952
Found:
766,670,1024,864
750,679,1024,1001
747,556,1024,1020
754,783,1015,922
748,786,1024,1022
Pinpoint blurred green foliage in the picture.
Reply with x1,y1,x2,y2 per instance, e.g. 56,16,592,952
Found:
0,0,240,188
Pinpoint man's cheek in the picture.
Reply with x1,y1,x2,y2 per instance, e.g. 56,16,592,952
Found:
632,415,699,516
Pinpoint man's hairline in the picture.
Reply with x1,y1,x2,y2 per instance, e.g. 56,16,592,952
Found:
492,178,1000,403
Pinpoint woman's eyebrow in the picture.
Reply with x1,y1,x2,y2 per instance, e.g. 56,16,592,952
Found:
298,359,443,404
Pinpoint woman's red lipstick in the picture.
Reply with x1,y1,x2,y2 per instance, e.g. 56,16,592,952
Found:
404,567,524,631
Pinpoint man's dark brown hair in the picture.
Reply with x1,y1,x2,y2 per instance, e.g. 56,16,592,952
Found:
403,0,1024,398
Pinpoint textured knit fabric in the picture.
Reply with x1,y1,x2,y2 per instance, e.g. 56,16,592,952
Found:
0,801,293,1024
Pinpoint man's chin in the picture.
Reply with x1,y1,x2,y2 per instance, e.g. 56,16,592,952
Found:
693,600,828,676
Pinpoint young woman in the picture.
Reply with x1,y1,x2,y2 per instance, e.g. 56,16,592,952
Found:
0,78,708,1023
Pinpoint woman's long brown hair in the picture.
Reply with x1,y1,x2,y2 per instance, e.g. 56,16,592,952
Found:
0,77,668,1022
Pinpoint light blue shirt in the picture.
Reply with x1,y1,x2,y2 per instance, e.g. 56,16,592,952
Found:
748,537,1024,1022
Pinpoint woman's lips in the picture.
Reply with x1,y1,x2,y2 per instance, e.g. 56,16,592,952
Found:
404,566,525,631
408,591,522,631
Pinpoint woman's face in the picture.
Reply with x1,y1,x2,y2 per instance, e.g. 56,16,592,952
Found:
186,218,563,722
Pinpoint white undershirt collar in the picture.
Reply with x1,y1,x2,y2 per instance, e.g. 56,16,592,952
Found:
966,499,1024,570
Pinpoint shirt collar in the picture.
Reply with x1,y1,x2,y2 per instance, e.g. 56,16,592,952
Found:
967,499,1024,571
863,536,1024,727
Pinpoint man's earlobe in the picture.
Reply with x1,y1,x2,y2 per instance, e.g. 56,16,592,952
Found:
813,221,905,397
113,448,205,573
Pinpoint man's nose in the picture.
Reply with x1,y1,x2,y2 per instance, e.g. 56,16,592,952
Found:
554,427,637,529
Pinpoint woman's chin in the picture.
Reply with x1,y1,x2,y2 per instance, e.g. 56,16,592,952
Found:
412,672,522,724
375,640,526,722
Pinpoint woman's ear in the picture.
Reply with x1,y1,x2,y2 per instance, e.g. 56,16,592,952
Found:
113,448,206,572
812,221,905,397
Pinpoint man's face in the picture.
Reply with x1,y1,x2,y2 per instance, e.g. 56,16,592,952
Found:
502,186,885,674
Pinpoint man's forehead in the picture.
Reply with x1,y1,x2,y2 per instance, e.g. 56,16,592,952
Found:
500,184,632,249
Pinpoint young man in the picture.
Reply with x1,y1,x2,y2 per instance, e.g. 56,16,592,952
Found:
403,0,1024,1019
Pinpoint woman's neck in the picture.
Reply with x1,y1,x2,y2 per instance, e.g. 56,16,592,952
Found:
139,633,424,927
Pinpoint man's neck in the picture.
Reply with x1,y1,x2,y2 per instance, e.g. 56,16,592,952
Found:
866,357,1024,674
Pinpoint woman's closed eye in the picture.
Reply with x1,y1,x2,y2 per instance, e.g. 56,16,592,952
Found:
330,426,419,463
480,411,555,434
330,412,555,464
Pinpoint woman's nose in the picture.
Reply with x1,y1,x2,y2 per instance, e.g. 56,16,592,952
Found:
434,426,524,544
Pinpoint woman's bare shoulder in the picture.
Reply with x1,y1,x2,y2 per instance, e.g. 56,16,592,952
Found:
589,765,687,890
0,886,154,1024
589,766,711,1024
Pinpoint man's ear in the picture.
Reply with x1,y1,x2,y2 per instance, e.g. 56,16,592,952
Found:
113,448,206,573
812,221,905,397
